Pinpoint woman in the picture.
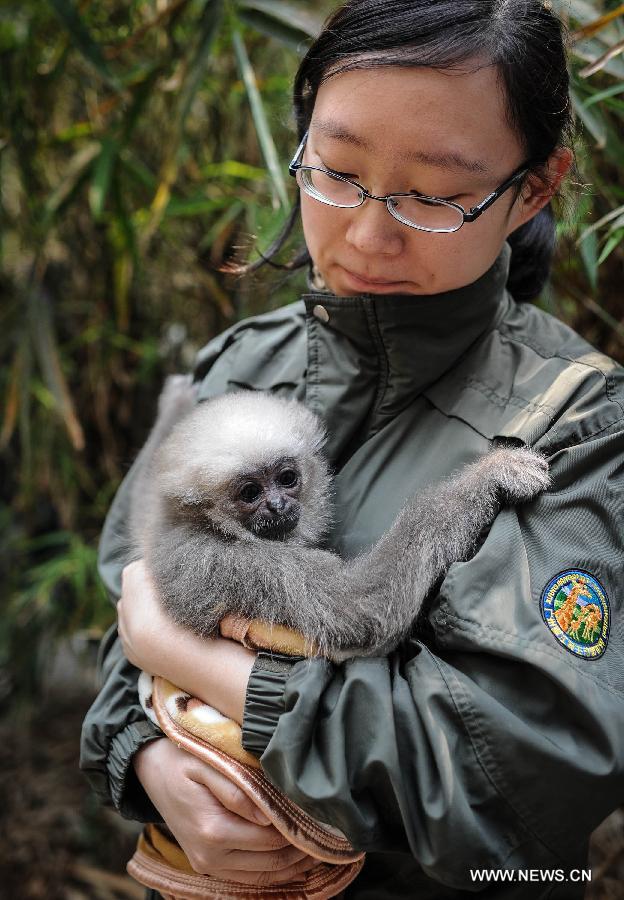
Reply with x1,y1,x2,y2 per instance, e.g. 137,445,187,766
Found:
80,1,624,897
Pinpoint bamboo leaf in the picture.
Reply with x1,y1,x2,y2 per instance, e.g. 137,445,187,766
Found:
238,0,322,37
165,195,231,217
42,142,100,228
197,270,236,318
579,229,599,291
120,63,163,143
607,211,624,234
89,138,118,219
113,250,133,332
53,121,94,142
597,230,624,265
237,9,311,51
104,0,191,59
198,199,245,252
0,349,21,450
551,275,624,346
583,82,624,108
570,36,624,79
178,0,224,125
570,86,607,148
579,37,624,78
238,0,321,50
232,28,288,210
23,531,74,552
571,4,624,41
140,0,222,249
28,286,85,451
119,150,157,190
18,334,33,478
47,0,122,92
199,199,247,251
201,159,267,180
578,203,624,242
107,202,137,332
551,0,608,28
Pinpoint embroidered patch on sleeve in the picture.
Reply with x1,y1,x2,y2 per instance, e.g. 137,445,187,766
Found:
541,570,609,659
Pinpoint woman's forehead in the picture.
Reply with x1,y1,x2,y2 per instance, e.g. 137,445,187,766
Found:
310,116,492,178
310,65,524,176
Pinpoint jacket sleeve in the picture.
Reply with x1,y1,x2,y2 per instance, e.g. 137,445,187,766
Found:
79,323,246,821
79,445,166,822
241,425,624,890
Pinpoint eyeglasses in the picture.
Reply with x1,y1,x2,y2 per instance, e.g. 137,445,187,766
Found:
288,130,531,234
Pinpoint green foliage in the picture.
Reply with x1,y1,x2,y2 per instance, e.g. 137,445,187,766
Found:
1,0,622,704
0,0,326,703
545,0,624,358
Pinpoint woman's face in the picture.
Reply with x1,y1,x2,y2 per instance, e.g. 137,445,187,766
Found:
299,64,559,296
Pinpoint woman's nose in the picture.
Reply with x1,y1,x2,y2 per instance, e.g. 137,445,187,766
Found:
344,198,404,256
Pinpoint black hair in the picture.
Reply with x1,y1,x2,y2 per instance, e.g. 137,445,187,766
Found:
242,0,574,301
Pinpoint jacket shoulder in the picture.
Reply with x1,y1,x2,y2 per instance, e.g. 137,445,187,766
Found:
193,300,307,397
426,296,624,452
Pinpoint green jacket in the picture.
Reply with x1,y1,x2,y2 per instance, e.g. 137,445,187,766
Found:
80,245,624,898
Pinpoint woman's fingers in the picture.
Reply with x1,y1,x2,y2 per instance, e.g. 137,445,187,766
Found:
214,860,320,887
224,844,318,872
196,805,292,853
133,738,319,884
220,844,318,873
186,814,312,874
198,848,320,884
188,760,272,827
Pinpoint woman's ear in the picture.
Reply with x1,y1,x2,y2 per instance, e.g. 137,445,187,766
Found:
506,147,573,235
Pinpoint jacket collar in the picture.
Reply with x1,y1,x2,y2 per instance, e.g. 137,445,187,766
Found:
302,244,512,466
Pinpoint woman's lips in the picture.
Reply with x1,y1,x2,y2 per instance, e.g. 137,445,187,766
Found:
338,266,408,293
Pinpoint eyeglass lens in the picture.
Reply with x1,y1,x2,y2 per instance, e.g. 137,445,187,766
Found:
298,168,361,207
297,168,464,232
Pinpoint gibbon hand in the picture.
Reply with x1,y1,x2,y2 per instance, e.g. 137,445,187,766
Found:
118,559,256,724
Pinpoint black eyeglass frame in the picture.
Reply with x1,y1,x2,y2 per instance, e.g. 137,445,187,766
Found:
288,129,532,234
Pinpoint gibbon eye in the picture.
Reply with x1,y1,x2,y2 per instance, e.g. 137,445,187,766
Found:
240,482,262,504
277,469,298,488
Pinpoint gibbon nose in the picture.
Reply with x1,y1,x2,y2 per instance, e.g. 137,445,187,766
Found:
265,493,287,514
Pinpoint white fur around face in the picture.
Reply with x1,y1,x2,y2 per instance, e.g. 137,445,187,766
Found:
156,392,327,496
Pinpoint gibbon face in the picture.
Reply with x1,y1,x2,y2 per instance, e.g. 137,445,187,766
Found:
147,390,334,546
227,456,303,539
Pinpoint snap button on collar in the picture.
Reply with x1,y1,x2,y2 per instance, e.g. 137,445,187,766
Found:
312,304,330,324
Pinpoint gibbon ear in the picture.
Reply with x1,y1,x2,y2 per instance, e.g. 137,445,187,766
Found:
156,467,207,507
176,488,213,509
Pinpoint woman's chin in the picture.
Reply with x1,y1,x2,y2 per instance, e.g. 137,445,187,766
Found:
329,265,420,296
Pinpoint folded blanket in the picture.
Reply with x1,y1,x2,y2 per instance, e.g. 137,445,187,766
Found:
127,616,365,899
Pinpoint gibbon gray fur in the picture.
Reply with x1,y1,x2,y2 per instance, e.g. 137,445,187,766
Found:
129,376,550,658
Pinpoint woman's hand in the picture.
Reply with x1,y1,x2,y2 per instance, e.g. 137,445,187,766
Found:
118,559,256,722
117,559,178,673
134,738,318,884
124,561,318,883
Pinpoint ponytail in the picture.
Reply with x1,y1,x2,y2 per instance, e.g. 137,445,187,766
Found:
506,204,556,303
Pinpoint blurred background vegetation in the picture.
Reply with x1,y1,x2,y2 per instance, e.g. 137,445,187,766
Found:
1,0,624,712
1,0,329,705
1,0,624,724
0,1,623,896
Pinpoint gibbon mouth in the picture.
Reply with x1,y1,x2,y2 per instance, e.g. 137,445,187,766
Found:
252,515,299,540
